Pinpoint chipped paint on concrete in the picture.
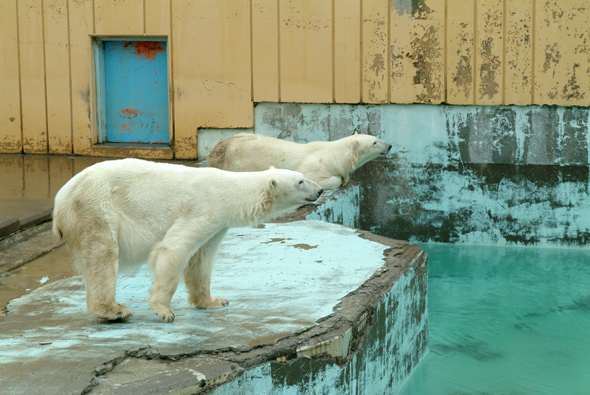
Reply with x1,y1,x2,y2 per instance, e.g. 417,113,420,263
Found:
232,102,590,246
209,266,428,395
197,128,253,160
252,102,590,167
0,221,391,394
355,160,590,246
305,184,361,229
250,102,590,168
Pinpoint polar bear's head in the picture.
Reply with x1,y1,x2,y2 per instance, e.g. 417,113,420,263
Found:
350,131,392,169
265,167,324,216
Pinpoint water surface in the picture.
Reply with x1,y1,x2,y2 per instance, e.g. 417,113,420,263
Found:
400,244,590,395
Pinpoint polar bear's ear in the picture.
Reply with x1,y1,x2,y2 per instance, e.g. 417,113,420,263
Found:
269,178,278,191
269,166,276,170
352,129,359,135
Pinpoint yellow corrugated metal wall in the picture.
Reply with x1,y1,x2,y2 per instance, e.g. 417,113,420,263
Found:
1,0,589,159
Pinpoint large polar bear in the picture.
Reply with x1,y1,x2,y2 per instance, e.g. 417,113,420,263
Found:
208,131,392,190
53,158,323,323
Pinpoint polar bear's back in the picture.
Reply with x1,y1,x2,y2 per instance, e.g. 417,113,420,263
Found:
208,133,321,172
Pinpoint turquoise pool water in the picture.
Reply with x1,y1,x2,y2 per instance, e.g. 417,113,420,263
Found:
400,244,590,395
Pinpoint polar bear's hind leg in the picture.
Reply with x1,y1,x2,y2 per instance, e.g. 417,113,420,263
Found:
74,235,133,321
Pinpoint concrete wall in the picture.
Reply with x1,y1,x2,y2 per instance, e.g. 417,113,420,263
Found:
2,0,590,159
209,266,428,395
203,102,590,247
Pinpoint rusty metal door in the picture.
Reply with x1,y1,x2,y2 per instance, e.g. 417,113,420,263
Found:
96,39,169,144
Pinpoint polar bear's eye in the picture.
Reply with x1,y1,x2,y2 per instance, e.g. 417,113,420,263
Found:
299,180,303,184
373,141,377,145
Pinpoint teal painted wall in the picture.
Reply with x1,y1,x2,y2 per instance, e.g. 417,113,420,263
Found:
209,267,428,395
200,103,590,247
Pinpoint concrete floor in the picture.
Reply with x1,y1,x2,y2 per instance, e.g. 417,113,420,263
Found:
0,220,391,395
0,153,428,394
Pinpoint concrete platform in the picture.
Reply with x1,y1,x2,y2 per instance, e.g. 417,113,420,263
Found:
0,218,427,395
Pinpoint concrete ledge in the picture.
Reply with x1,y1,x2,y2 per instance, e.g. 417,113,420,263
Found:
0,217,20,239
277,181,360,229
0,222,64,273
18,207,54,231
89,228,428,395
92,143,174,160
0,220,428,395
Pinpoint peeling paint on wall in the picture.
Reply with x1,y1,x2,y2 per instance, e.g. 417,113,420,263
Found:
240,102,590,246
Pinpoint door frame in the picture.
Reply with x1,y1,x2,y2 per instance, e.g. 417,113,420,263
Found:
93,36,171,145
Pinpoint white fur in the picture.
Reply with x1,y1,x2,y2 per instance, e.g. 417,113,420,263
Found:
207,132,392,189
52,158,323,323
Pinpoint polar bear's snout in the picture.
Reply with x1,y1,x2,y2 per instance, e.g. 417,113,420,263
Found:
382,143,393,155
304,179,324,202
376,141,392,156
307,187,324,201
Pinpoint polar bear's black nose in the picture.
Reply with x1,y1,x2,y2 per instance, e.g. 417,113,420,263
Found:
318,189,324,196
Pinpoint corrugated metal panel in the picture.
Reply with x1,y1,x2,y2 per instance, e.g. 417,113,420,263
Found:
18,0,47,153
44,0,72,154
0,0,22,153
1,0,590,159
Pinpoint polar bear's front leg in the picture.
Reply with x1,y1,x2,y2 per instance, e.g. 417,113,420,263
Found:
318,175,344,190
185,228,229,310
148,224,213,322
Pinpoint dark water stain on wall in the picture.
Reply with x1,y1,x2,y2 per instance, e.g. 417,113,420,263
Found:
353,159,590,246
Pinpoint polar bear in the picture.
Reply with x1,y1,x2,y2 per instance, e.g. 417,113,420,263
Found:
208,131,392,190
52,158,323,323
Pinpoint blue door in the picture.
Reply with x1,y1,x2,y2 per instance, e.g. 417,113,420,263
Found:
102,40,169,144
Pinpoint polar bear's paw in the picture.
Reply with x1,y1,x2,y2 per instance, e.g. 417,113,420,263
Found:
94,302,134,322
149,303,176,323
188,295,229,310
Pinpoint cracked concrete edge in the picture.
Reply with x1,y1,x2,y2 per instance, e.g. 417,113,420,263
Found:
87,233,426,395
0,207,54,241
0,221,64,274
270,181,359,224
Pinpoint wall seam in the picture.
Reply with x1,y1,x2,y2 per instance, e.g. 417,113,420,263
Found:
502,0,506,105
473,0,477,105
66,0,73,152
15,0,24,152
444,0,447,103
387,0,391,103
250,0,254,102
277,0,281,102
332,0,335,103
531,0,535,104
92,0,95,34
143,0,146,35
360,0,363,103
41,0,49,153
169,0,175,148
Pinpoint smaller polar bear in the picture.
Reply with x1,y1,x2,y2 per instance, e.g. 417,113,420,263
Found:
208,131,392,190
52,159,323,323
